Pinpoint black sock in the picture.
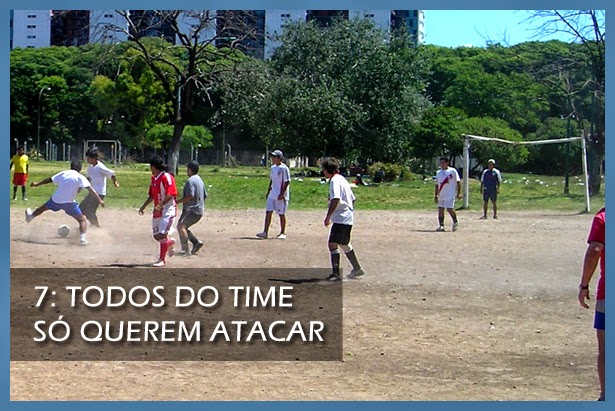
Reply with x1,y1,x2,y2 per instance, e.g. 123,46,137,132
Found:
345,250,361,270
452,216,458,223
438,216,445,226
12,186,17,199
330,250,341,275
21,186,26,198
187,229,200,244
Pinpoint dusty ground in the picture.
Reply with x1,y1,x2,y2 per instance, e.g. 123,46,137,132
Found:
10,207,600,400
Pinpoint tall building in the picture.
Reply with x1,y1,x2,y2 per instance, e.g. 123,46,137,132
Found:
216,10,266,59
11,10,51,49
89,10,128,44
50,10,90,46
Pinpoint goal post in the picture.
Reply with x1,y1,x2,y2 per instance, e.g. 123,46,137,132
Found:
461,134,590,212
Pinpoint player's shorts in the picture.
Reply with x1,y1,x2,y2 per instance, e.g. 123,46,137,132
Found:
266,198,287,215
152,209,176,236
437,198,455,209
483,187,498,202
594,299,605,331
13,173,27,186
44,198,83,218
328,223,353,245
178,210,202,229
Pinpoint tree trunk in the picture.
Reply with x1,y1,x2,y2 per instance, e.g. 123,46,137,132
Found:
589,129,604,196
167,121,185,176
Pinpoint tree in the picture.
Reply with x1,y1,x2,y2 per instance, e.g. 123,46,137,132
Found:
147,124,213,150
412,106,467,164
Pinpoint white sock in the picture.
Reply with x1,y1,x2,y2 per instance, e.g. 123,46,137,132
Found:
80,233,86,241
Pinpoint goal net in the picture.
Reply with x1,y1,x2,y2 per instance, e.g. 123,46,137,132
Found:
461,134,590,212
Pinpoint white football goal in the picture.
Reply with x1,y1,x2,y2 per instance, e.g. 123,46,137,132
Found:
461,134,590,212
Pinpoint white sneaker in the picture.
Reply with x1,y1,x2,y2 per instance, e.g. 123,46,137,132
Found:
152,260,166,267
256,232,268,239
452,222,459,232
276,233,287,240
25,208,34,223
436,226,445,232
80,239,88,246
347,268,366,279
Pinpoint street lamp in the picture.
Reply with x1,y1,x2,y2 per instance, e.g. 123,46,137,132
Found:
37,86,51,155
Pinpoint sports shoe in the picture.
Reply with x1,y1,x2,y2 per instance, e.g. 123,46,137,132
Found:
25,208,34,223
167,239,176,258
436,226,445,232
191,241,204,255
152,260,166,267
493,215,498,220
80,239,88,246
22,197,28,201
256,232,268,239
276,233,287,240
347,268,366,279
326,273,341,282
178,250,191,257
479,215,487,220
452,222,459,232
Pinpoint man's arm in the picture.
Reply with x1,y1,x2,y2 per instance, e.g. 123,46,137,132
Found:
265,180,272,199
30,177,53,187
434,184,439,203
176,194,194,205
496,171,502,193
324,198,340,227
139,196,154,215
85,187,105,207
111,175,119,188
456,181,462,199
278,181,290,201
578,241,603,308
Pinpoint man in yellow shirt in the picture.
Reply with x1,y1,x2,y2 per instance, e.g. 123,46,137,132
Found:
10,147,29,201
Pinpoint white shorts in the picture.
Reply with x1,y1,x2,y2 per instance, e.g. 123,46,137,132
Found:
438,198,455,209
152,208,176,236
266,198,287,215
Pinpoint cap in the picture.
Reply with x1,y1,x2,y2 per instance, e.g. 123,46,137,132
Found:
488,159,496,164
270,150,284,158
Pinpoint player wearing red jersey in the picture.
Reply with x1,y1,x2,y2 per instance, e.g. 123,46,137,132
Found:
138,156,178,267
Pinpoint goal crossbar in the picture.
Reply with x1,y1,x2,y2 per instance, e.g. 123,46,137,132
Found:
461,134,590,212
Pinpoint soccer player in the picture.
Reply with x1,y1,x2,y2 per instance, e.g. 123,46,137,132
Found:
256,150,290,240
138,156,178,267
80,148,119,227
25,160,104,245
176,160,206,256
10,146,29,201
434,157,461,232
322,157,365,281
578,207,605,401
480,159,502,220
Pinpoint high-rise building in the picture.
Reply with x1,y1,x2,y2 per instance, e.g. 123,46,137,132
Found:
216,10,266,59
50,10,90,47
11,10,52,49
89,10,128,44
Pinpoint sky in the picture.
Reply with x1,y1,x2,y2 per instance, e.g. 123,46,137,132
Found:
423,10,576,47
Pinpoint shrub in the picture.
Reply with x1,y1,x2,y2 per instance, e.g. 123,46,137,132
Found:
367,162,405,182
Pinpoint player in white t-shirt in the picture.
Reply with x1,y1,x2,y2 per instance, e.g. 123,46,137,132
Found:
25,160,105,245
80,148,119,227
256,150,290,240
322,157,365,281
434,157,461,232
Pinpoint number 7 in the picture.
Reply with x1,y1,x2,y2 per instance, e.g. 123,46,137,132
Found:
34,286,49,308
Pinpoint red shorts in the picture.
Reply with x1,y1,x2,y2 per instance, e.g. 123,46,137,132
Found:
13,173,27,186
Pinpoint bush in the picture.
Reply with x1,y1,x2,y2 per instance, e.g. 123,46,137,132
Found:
367,162,405,182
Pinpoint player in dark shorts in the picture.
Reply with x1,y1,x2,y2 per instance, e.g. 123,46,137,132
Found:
176,161,207,256
480,159,502,220
321,157,365,281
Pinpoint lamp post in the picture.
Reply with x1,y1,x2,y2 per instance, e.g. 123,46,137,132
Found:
37,86,51,154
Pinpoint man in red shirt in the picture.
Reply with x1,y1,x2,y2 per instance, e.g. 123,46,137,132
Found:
578,207,605,401
139,156,177,267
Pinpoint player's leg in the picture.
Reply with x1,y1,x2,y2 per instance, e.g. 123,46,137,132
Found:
80,193,99,227
12,185,18,201
327,224,342,281
153,215,176,266
26,198,59,222
447,207,459,231
276,200,287,239
185,214,204,255
177,211,190,254
492,192,498,219
64,203,88,245
437,207,445,231
340,225,365,279
257,200,274,238
481,198,489,219
21,184,27,200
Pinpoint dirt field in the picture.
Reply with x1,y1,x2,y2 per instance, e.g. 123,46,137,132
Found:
10,207,600,400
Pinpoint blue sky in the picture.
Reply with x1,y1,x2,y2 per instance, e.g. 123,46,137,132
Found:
424,10,575,47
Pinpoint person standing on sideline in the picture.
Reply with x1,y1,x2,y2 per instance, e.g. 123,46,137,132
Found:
435,157,461,232
480,159,502,220
25,160,104,245
578,207,605,401
256,150,290,240
176,160,206,256
80,148,119,227
138,156,178,267
10,146,29,201
322,157,365,281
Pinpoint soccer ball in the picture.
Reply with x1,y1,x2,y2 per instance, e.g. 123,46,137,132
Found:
58,225,71,238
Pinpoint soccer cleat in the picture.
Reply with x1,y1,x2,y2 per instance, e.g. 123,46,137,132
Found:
256,232,268,239
178,250,191,257
167,239,176,258
25,208,34,223
191,241,204,255
479,215,487,220
80,239,88,246
347,268,366,279
436,226,445,232
452,222,459,232
276,233,287,240
326,273,342,282
152,260,166,267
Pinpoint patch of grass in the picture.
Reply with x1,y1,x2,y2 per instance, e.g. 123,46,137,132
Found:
10,161,603,213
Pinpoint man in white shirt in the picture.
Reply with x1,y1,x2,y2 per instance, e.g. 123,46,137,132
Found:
434,157,461,232
80,148,119,227
322,157,365,281
26,160,105,245
256,150,290,240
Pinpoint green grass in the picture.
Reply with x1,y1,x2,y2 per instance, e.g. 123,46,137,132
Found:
10,161,604,212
